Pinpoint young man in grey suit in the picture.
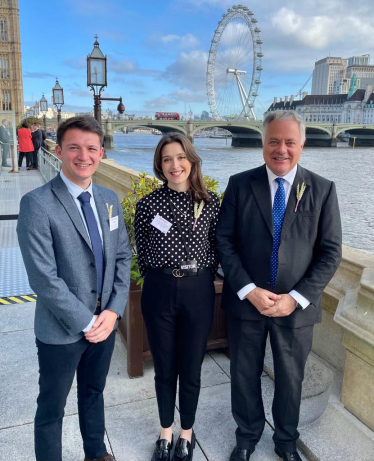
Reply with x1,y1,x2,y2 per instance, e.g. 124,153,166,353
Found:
216,111,342,461
17,115,132,461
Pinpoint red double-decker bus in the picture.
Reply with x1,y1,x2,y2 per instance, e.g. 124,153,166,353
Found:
155,112,180,120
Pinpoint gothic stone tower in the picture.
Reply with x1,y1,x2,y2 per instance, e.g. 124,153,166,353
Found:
0,0,23,123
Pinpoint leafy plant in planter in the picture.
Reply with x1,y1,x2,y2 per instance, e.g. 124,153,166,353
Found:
121,170,223,287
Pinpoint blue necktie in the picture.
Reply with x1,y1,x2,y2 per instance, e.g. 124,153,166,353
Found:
77,192,104,294
270,178,286,288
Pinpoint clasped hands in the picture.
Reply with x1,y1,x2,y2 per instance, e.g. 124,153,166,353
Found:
85,309,118,343
246,288,297,317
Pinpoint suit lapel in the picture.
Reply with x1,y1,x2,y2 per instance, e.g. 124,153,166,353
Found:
51,175,91,249
93,185,111,268
250,165,273,236
281,165,310,237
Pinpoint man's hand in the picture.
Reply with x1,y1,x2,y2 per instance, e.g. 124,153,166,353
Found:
84,310,118,343
270,294,298,317
246,287,281,316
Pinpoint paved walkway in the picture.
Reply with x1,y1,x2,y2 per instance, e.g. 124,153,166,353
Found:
1,164,374,460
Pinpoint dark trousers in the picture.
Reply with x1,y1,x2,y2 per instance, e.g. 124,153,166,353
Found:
34,331,116,461
32,149,38,168
229,315,313,453
18,151,33,168
142,269,215,430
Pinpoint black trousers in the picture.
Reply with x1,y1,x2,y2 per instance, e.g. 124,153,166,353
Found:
32,149,39,168
34,331,116,461
142,269,215,430
18,151,33,168
229,314,313,453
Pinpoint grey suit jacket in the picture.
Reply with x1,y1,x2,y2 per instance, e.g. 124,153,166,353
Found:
216,164,342,329
17,174,132,344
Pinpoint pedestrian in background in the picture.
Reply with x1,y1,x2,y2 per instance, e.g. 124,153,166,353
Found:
17,122,34,169
31,123,42,170
135,133,220,461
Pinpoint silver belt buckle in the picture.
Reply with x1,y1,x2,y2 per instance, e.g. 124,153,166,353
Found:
172,269,185,278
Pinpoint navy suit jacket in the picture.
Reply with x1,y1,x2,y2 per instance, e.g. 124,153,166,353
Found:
216,164,342,329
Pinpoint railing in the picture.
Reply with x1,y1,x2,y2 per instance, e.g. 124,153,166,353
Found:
38,147,61,183
0,141,3,177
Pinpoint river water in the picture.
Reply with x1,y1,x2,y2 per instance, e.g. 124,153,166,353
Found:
107,133,374,254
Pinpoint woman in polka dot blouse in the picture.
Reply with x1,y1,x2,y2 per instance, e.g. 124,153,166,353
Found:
135,133,220,461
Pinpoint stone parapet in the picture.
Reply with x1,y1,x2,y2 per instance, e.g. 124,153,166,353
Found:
332,249,374,431
93,159,141,202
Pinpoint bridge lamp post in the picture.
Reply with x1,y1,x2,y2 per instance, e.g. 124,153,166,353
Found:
34,102,39,117
52,78,64,125
87,36,125,126
40,94,48,133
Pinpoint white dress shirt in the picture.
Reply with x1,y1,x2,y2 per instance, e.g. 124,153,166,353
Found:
237,165,310,309
60,171,103,331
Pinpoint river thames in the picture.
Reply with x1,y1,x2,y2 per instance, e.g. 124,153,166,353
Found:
107,132,374,254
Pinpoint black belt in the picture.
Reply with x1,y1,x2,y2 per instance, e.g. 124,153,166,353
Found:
150,267,210,278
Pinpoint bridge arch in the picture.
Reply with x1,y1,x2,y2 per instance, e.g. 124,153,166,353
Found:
335,125,374,137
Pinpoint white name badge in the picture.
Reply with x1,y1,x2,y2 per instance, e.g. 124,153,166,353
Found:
110,216,119,231
151,214,172,234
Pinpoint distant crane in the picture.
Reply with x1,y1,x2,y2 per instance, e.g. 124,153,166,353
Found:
296,74,313,99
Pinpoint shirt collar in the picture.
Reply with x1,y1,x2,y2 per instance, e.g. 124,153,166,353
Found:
60,170,93,199
266,164,298,187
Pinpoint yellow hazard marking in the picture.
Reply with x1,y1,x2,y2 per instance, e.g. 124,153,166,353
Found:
20,295,36,302
0,298,11,304
7,296,25,303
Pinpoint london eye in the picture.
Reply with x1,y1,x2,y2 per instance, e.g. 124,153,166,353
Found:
206,5,263,121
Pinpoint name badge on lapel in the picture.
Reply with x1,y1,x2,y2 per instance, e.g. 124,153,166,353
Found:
151,214,172,234
110,216,118,231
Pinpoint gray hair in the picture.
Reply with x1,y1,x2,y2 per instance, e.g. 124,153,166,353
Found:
262,110,306,144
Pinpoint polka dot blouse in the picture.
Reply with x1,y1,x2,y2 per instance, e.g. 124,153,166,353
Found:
135,185,220,277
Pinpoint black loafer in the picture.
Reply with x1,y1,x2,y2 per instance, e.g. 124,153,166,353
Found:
229,446,253,461
172,430,196,461
275,447,302,461
151,435,174,461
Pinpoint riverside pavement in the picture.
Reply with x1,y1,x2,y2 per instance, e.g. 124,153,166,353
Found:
1,165,374,460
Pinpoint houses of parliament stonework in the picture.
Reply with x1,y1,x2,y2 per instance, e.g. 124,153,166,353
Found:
0,0,23,123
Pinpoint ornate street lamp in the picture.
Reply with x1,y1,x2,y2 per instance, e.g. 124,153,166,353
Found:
34,101,39,117
52,78,64,125
87,35,125,126
40,94,48,133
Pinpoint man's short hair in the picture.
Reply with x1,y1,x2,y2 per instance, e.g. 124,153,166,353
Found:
262,110,306,144
57,115,104,146
2,119,7,124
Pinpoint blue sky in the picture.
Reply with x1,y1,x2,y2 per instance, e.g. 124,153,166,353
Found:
20,0,374,119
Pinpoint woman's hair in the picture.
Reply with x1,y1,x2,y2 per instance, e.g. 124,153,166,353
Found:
21,122,29,128
153,132,210,203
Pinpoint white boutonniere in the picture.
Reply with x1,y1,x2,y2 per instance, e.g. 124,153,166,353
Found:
192,200,205,230
294,182,306,212
106,203,113,219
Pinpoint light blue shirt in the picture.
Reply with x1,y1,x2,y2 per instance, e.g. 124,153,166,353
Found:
237,164,310,309
59,171,102,331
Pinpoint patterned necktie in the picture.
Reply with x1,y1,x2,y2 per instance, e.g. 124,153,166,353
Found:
270,178,286,288
77,191,104,294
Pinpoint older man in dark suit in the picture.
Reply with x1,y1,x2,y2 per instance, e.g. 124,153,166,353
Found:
0,118,10,166
17,115,132,461
216,110,342,461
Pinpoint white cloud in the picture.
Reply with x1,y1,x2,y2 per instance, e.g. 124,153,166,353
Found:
164,50,208,91
272,7,374,50
108,57,162,77
143,96,175,109
169,89,206,103
160,33,200,49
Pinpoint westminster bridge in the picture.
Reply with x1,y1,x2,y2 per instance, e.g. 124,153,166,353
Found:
102,119,374,148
